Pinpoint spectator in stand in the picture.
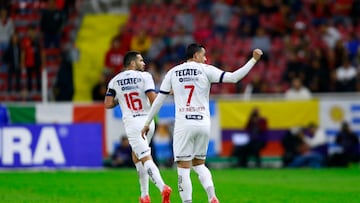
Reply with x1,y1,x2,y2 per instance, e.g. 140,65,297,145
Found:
269,4,293,37
3,33,22,93
192,10,212,45
0,8,14,52
146,61,162,90
332,39,348,69
145,32,168,64
285,77,312,100
305,48,330,92
237,4,259,37
40,0,66,48
282,51,308,84
91,73,107,101
282,127,324,168
251,27,270,63
104,37,126,80
130,29,152,56
319,21,341,50
233,108,268,168
110,136,133,168
345,32,360,62
53,46,74,101
335,57,358,92
308,0,332,25
114,25,132,52
210,0,232,38
21,26,45,93
304,123,328,160
174,5,194,34
329,121,360,166
171,26,195,62
243,74,267,95
287,21,310,53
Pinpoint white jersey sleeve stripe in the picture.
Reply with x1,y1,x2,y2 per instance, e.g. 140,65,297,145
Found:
145,89,157,93
159,90,171,94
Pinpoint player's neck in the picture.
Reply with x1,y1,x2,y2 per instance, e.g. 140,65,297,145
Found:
124,66,135,71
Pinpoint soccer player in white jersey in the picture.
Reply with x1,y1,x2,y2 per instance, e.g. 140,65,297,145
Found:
104,51,172,203
141,44,263,203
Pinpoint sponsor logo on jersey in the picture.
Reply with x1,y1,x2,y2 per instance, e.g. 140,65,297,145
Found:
176,69,202,83
116,77,142,86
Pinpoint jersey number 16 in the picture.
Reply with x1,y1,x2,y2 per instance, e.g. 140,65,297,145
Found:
124,92,142,111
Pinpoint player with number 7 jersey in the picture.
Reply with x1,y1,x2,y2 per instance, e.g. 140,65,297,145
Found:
141,43,263,203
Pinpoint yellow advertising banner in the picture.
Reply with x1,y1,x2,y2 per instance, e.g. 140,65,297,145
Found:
218,99,319,129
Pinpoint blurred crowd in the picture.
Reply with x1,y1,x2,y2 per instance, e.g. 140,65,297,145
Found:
2,0,360,101
101,0,360,99
0,0,77,101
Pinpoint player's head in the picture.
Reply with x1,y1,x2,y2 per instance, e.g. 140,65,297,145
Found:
123,51,145,71
186,43,207,64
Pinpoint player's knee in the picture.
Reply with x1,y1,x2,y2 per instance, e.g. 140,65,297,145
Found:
192,158,205,166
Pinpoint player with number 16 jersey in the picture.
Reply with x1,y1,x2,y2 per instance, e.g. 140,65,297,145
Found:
108,70,155,128
105,51,172,203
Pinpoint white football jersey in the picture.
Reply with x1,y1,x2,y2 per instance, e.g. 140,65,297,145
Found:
107,70,156,124
159,61,224,126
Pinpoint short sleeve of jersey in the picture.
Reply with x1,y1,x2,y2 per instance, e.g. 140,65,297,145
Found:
203,64,225,83
159,69,173,94
106,77,117,97
142,72,156,93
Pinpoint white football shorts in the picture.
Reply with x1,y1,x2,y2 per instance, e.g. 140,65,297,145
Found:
173,124,210,162
125,118,155,160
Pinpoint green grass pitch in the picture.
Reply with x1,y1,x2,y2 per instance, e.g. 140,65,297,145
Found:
0,168,359,202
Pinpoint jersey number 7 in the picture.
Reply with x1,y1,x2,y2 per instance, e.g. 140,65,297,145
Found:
184,85,194,106
124,92,142,110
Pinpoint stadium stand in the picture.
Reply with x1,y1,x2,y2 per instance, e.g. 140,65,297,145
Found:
0,0,80,101
110,0,360,95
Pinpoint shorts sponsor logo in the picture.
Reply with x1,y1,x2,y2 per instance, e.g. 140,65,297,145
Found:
141,149,150,155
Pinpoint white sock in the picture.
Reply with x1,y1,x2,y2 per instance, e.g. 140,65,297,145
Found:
193,164,216,200
177,167,192,203
143,160,165,192
135,162,149,197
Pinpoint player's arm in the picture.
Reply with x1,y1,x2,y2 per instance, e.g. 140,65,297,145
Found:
222,49,263,83
141,92,168,139
104,88,118,109
143,72,158,104
146,90,157,105
141,71,172,139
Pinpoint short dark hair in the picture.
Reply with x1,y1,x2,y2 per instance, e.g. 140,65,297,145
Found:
123,51,140,67
185,43,204,60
